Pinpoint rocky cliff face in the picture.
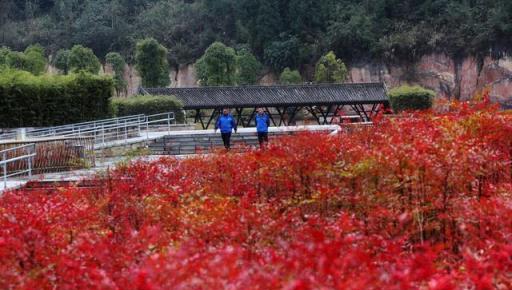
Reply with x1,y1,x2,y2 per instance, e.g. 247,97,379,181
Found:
349,54,512,106
120,54,511,106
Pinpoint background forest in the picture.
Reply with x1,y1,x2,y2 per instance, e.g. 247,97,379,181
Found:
1,0,512,71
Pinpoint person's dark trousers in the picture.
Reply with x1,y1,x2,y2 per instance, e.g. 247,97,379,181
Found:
221,132,232,149
257,132,268,148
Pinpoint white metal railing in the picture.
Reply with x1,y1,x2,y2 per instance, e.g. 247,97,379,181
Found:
0,131,17,140
26,114,147,139
0,112,180,146
1,144,36,189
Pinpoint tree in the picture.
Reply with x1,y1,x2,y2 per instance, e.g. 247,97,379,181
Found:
2,44,47,75
106,52,127,96
237,0,283,55
72,0,131,59
326,3,378,61
195,42,236,86
135,38,170,87
68,45,101,74
263,35,300,72
279,68,302,84
236,49,261,85
2,0,512,73
287,0,326,35
23,44,47,75
314,51,347,83
0,47,12,66
136,0,210,66
53,49,70,74
5,51,26,71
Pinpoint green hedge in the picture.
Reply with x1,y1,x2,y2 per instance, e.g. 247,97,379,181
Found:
111,95,184,122
388,85,435,112
0,70,113,127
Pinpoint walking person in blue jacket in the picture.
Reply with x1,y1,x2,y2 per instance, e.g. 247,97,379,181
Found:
215,108,237,149
255,108,270,148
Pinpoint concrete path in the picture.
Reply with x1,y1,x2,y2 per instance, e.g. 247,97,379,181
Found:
0,158,118,193
1,125,342,193
0,155,182,193
94,125,340,149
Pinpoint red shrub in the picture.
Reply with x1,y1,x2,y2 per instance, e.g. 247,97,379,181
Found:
0,100,511,289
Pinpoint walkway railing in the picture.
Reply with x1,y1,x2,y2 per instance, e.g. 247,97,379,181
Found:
26,114,146,139
1,144,36,189
0,112,178,146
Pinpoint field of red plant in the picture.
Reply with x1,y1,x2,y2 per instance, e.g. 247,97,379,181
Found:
0,101,511,289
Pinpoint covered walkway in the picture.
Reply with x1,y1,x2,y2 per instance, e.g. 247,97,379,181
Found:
141,83,389,129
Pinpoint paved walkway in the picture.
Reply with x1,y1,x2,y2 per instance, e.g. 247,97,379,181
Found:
94,125,340,149
0,155,187,193
2,125,342,193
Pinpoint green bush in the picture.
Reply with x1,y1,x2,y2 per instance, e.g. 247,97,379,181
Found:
68,45,101,74
388,85,435,112
1,45,47,75
0,69,113,127
280,67,302,84
111,95,184,122
314,51,347,83
135,38,170,87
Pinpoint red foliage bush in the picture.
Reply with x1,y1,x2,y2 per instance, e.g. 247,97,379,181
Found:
0,100,511,289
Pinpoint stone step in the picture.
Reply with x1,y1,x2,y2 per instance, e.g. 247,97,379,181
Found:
148,130,300,155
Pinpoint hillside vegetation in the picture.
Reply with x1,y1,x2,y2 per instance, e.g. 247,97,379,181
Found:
1,0,511,70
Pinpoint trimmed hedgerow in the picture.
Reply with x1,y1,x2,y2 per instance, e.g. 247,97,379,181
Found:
0,69,113,127
111,95,184,122
388,85,435,112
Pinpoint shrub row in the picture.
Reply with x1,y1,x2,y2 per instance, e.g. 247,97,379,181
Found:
0,69,113,128
388,85,435,112
111,95,184,122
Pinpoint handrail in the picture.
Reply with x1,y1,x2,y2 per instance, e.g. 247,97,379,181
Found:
27,114,145,134
32,119,144,137
27,115,146,137
0,132,17,140
0,143,35,154
0,111,179,146
2,143,36,189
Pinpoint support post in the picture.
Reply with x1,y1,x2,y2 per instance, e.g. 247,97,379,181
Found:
330,105,344,124
196,109,206,129
350,105,364,122
2,152,6,189
275,107,287,126
167,112,171,135
288,107,299,126
316,105,332,125
369,103,378,118
306,106,321,125
27,146,32,179
235,108,244,127
205,109,219,130
245,108,257,127
358,104,370,121
264,107,277,126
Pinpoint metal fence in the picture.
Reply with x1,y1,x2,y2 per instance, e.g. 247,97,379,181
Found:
0,137,95,175
0,112,178,146
1,144,36,188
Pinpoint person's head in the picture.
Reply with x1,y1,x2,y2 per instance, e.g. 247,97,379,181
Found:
222,108,229,115
257,108,264,115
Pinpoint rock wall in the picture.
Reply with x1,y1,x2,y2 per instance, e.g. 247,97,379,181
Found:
122,64,278,95
348,54,512,106
113,54,512,106
170,64,198,88
122,64,198,96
